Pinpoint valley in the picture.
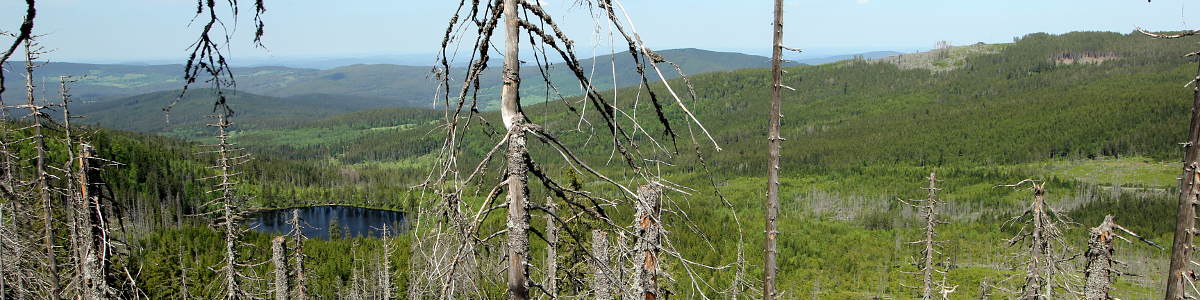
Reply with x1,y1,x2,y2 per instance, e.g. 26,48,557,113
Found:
0,1,1195,296
33,31,1192,298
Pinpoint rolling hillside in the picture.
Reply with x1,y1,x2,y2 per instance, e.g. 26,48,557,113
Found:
3,48,796,109
266,31,1192,171
73,89,402,138
28,31,1195,298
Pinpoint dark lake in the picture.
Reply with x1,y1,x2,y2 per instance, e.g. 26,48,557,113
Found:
248,205,406,240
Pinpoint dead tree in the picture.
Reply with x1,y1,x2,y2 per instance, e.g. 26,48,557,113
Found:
764,0,787,298
636,183,663,299
59,74,102,299
1000,180,1078,300
20,35,62,298
544,196,558,298
978,280,992,300
380,224,394,300
1136,26,1200,300
591,230,610,300
900,172,955,300
271,236,289,300
204,111,257,300
287,208,309,300
424,0,736,298
1081,215,1162,300
0,0,35,108
166,4,269,296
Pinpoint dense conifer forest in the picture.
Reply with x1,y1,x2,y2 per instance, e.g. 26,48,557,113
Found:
5,0,1200,299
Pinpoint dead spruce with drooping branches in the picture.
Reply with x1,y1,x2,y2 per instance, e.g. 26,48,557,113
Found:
60,76,118,300
1081,215,1162,300
201,110,261,299
414,0,741,298
164,0,266,117
999,180,1079,300
1135,24,1200,300
899,172,956,300
18,35,66,298
0,43,143,298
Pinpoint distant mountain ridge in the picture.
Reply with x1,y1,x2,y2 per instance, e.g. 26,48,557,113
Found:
3,48,893,109
72,89,400,137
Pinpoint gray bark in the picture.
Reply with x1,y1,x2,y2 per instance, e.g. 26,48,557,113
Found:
764,0,785,299
381,224,394,300
545,197,558,298
591,230,610,300
288,209,308,300
501,0,530,299
920,173,940,300
26,37,61,298
1019,185,1050,300
1083,216,1115,300
637,183,662,300
212,112,249,300
272,236,289,300
1166,62,1200,300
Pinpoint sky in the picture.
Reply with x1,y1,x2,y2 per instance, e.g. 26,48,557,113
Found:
0,0,1197,65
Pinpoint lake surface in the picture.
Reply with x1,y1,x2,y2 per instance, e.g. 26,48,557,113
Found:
248,205,406,240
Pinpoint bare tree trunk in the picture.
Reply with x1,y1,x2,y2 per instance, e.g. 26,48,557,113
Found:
381,224,394,300
272,236,289,300
1083,216,1114,300
178,245,190,300
212,112,250,300
1082,215,1161,300
25,38,61,298
901,173,953,300
637,183,662,299
1022,190,1046,300
545,197,558,299
978,280,992,300
78,144,106,300
920,173,940,300
1166,62,1200,300
288,209,308,300
63,77,86,299
764,0,785,298
0,203,8,299
1015,184,1056,300
591,230,610,300
501,0,529,298
222,202,240,300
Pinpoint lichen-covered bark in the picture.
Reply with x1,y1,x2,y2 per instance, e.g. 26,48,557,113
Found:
591,230,610,300
272,236,289,300
1083,216,1115,300
637,183,663,299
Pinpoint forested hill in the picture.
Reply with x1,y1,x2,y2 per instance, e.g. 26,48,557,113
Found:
27,30,1198,299
2,48,787,108
72,89,403,138
275,31,1196,172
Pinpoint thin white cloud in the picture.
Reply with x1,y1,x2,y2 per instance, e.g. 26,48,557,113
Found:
856,0,871,4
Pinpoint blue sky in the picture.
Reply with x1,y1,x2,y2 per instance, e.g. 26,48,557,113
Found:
0,0,1195,64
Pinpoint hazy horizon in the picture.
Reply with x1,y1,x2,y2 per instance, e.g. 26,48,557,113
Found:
1,0,1193,66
